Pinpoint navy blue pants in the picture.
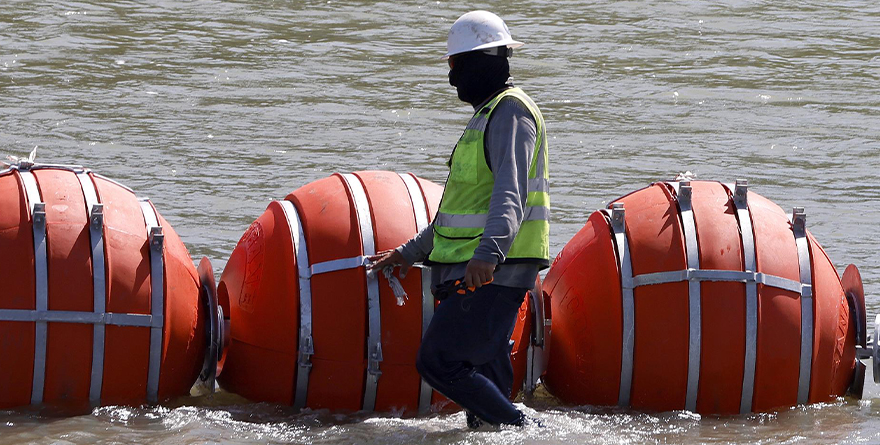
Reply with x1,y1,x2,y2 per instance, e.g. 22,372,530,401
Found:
416,283,527,425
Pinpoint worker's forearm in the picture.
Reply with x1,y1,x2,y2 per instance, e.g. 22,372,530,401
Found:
396,223,434,264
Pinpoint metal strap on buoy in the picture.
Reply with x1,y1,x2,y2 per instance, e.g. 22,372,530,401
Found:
398,172,435,416
278,200,314,410
603,203,635,407
628,269,806,293
791,207,813,404
76,171,107,405
19,169,48,405
726,180,759,414
339,173,383,412
138,198,165,404
672,182,702,412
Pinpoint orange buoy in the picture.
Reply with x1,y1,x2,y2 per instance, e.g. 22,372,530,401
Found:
0,161,222,411
543,179,862,414
217,171,549,415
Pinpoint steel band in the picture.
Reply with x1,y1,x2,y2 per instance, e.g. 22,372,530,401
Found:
307,256,368,277
606,204,635,406
673,182,702,412
0,310,160,327
398,173,435,416
138,199,165,404
727,180,759,414
626,269,804,295
76,171,107,405
278,200,314,410
340,174,383,412
20,170,48,405
792,208,813,404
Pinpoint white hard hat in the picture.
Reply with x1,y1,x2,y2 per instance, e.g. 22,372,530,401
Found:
443,11,524,59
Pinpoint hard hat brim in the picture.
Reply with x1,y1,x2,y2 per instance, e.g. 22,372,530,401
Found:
442,39,524,60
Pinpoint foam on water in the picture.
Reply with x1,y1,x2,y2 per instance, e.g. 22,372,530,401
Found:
3,397,878,444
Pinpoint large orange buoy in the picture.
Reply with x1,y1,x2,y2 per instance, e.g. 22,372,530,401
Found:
543,179,863,414
217,171,550,415
0,161,223,411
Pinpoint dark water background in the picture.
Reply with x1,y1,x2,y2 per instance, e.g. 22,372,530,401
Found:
2,0,880,443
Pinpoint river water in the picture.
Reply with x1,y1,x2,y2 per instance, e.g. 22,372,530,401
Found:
2,0,880,443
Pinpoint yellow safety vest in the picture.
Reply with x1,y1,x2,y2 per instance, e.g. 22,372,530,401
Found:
428,87,550,265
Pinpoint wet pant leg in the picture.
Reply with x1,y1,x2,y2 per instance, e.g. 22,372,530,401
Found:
475,339,516,400
416,284,526,425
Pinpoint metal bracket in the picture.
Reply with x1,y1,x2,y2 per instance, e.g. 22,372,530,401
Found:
367,342,383,377
149,226,164,252
611,202,625,230
298,335,314,368
32,202,46,226
792,207,806,233
90,204,104,230
679,180,693,202
734,179,748,205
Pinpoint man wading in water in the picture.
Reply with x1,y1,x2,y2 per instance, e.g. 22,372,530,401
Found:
369,10,550,428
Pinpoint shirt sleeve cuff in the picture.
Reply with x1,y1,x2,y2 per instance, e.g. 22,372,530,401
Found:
397,243,424,265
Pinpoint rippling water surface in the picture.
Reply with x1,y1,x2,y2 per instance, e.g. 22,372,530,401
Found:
2,0,880,443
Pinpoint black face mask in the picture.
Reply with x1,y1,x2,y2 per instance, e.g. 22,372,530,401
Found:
447,51,510,107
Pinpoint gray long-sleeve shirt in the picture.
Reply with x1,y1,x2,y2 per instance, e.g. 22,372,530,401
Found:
397,90,542,290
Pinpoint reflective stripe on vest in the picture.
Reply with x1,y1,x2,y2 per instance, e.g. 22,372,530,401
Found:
435,205,550,228
429,87,549,264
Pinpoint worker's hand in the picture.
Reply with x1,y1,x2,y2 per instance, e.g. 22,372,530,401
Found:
464,258,496,289
367,248,412,278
